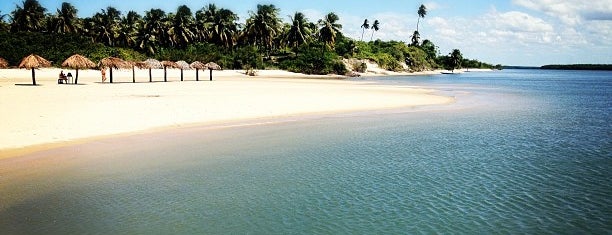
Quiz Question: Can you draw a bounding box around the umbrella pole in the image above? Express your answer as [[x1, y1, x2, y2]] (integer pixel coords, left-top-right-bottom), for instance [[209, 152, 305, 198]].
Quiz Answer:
[[75, 69, 79, 84], [132, 66, 135, 83], [196, 69, 199, 81], [110, 68, 113, 83], [31, 68, 36, 85], [149, 68, 152, 82], [164, 66, 167, 82], [181, 69, 183, 81], [209, 69, 212, 81]]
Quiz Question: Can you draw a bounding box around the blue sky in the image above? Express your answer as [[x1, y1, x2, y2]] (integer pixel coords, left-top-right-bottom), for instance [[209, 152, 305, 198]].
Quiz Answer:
[[1, 0, 611, 66]]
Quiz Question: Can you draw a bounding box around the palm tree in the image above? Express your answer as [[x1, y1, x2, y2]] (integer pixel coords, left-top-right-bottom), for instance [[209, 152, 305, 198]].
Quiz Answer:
[[244, 4, 282, 57], [417, 4, 427, 32], [84, 7, 122, 46], [411, 30, 420, 46], [118, 11, 141, 47], [10, 0, 47, 32], [286, 12, 311, 48], [141, 8, 170, 50], [318, 12, 342, 50], [360, 19, 369, 41], [169, 5, 195, 48], [49, 2, 79, 34], [197, 4, 239, 49], [370, 19, 379, 41], [449, 49, 463, 72]]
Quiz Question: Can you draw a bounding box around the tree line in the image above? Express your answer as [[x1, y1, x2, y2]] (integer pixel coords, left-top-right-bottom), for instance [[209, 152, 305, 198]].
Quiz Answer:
[[0, 0, 498, 74]]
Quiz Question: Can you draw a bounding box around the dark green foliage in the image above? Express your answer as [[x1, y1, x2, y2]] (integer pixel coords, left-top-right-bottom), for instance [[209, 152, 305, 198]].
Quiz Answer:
[[230, 46, 264, 70], [279, 43, 346, 75], [404, 46, 430, 71], [0, 31, 144, 66]]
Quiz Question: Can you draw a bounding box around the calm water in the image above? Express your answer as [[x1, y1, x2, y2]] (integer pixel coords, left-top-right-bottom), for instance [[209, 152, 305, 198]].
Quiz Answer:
[[1, 69, 610, 234]]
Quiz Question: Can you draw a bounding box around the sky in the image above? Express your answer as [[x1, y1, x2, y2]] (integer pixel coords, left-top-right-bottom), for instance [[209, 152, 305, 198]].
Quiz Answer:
[[1, 0, 611, 66]]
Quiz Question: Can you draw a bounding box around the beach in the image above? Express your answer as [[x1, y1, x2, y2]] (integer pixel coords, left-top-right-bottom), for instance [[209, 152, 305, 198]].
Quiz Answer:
[[0, 68, 453, 156]]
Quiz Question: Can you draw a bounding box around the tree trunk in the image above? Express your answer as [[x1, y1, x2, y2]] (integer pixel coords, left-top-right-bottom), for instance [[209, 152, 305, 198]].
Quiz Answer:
[[417, 17, 420, 32], [149, 68, 152, 82], [75, 69, 79, 84], [164, 66, 167, 82], [209, 69, 212, 81], [132, 66, 136, 83], [110, 68, 114, 83], [180, 69, 183, 81], [196, 69, 199, 81], [31, 68, 36, 85]]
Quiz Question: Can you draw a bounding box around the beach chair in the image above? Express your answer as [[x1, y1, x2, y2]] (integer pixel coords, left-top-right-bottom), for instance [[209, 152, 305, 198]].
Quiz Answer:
[[67, 73, 73, 84], [58, 74, 68, 84]]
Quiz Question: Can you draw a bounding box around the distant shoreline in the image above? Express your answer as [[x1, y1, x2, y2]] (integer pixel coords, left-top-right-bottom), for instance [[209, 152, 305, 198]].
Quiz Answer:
[[540, 64, 612, 71]]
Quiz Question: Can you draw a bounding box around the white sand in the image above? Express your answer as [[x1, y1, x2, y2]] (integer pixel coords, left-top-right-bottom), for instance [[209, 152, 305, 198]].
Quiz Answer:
[[0, 68, 453, 153]]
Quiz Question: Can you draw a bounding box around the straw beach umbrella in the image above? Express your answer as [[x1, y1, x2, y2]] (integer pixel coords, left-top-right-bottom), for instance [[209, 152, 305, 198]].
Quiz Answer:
[[161, 60, 179, 82], [144, 59, 162, 82], [175, 60, 191, 81], [19, 54, 51, 85], [128, 61, 147, 83], [99, 57, 129, 83], [62, 54, 96, 84], [205, 62, 221, 81], [0, 57, 9, 68], [190, 61, 205, 81]]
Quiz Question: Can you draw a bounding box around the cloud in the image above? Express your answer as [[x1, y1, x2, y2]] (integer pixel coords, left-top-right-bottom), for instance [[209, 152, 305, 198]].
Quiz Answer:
[[424, 2, 442, 11], [512, 0, 612, 25]]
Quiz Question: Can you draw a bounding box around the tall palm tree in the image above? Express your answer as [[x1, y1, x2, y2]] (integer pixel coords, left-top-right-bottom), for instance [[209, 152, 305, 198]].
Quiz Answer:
[[197, 4, 239, 49], [84, 7, 122, 46], [118, 11, 141, 47], [244, 4, 282, 57], [318, 12, 342, 50], [417, 4, 427, 32], [142, 8, 170, 48], [169, 5, 195, 48], [411, 30, 420, 46], [449, 49, 463, 72], [370, 19, 379, 41], [360, 19, 369, 41], [10, 0, 47, 32], [286, 12, 311, 48], [50, 2, 79, 34]]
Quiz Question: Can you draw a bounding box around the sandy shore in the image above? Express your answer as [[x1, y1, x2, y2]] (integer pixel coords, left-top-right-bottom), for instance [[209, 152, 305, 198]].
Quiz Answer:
[[0, 68, 453, 155]]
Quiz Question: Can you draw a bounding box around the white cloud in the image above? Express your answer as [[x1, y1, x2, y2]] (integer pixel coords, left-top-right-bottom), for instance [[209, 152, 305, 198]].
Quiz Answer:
[[424, 2, 442, 11], [512, 0, 612, 25]]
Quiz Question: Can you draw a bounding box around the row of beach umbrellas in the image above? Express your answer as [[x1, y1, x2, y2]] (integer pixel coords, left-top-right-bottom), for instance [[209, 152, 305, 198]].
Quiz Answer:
[[0, 54, 221, 85]]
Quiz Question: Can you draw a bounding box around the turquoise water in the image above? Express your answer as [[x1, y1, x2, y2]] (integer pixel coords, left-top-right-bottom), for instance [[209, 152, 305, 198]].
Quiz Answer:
[[1, 70, 610, 234]]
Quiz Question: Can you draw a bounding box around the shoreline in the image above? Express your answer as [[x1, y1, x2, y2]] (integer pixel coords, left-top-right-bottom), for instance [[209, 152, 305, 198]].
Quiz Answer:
[[0, 68, 457, 158]]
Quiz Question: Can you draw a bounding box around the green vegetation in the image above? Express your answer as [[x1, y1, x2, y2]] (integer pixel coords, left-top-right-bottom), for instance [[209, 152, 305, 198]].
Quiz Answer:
[[0, 0, 496, 75], [541, 64, 612, 70]]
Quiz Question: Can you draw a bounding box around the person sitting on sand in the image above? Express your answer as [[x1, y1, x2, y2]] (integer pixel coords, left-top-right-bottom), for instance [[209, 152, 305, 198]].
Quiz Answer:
[[101, 69, 106, 82]]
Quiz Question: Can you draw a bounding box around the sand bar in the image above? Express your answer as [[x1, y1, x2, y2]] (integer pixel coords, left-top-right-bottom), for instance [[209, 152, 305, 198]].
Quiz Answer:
[[0, 68, 453, 156]]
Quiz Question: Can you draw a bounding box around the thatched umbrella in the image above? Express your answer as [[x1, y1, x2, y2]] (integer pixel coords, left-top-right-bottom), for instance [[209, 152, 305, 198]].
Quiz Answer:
[[128, 61, 147, 83], [205, 62, 221, 81], [19, 54, 51, 85], [0, 57, 8, 68], [190, 61, 206, 81], [61, 54, 96, 84], [175, 60, 191, 81], [143, 59, 162, 82], [161, 60, 179, 82], [99, 57, 129, 83]]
